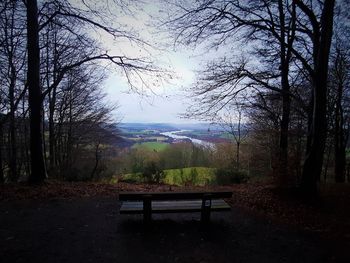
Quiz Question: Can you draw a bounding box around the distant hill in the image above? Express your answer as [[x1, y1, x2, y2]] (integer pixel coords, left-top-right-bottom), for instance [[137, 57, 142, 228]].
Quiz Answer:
[[119, 123, 177, 131], [119, 122, 220, 131]]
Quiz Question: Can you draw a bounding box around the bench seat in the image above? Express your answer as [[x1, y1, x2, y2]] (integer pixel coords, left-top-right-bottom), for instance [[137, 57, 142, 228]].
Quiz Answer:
[[120, 199, 231, 214], [119, 191, 232, 201], [118, 191, 232, 223]]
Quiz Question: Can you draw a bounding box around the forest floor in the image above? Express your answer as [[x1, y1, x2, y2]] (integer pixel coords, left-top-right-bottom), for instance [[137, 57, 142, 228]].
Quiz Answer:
[[0, 180, 349, 262]]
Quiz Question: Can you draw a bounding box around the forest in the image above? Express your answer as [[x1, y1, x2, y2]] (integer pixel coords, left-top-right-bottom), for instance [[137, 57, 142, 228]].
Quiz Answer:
[[164, 0, 349, 198], [1, 0, 350, 262], [1, 0, 349, 197]]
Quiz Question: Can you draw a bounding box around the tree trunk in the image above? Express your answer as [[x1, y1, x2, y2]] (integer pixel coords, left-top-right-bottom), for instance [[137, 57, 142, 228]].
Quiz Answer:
[[295, 118, 303, 181], [27, 0, 47, 183], [334, 49, 346, 183], [323, 140, 332, 183], [334, 137, 346, 183], [334, 85, 346, 183], [22, 99, 31, 176], [0, 122, 4, 183], [301, 83, 328, 195], [9, 78, 17, 182], [236, 141, 240, 170], [48, 89, 57, 172], [42, 109, 48, 165], [301, 0, 335, 196], [236, 110, 242, 171], [48, 27, 58, 173], [8, 19, 18, 181], [279, 88, 291, 184], [90, 142, 100, 180], [277, 0, 294, 186]]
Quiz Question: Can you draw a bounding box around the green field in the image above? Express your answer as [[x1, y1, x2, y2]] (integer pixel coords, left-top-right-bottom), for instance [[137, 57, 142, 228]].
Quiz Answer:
[[122, 167, 217, 186], [219, 132, 234, 139], [132, 141, 169, 151], [163, 167, 217, 186]]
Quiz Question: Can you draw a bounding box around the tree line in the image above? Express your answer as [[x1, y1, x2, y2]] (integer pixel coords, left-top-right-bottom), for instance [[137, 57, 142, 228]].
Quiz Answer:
[[1, 0, 349, 200], [161, 0, 349, 197], [116, 141, 251, 183], [0, 0, 160, 183]]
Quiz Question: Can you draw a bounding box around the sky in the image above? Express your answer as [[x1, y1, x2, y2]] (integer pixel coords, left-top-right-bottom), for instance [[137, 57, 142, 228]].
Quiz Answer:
[[104, 50, 199, 124], [97, 1, 203, 124]]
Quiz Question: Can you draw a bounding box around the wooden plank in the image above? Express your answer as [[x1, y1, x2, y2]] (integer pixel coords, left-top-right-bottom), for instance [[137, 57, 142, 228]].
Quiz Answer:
[[119, 191, 232, 201], [201, 193, 212, 223], [119, 199, 231, 214], [143, 195, 152, 223], [119, 200, 231, 209]]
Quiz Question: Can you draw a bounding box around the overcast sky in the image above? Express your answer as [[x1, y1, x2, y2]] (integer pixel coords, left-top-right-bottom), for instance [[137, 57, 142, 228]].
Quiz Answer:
[[105, 50, 199, 124], [98, 1, 203, 124]]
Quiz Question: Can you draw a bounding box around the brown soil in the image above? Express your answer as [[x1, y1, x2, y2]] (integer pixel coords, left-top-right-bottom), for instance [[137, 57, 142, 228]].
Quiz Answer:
[[0, 181, 349, 262]]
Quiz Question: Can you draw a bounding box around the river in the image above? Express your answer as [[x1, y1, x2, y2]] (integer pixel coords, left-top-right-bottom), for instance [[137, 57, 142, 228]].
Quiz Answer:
[[160, 130, 215, 148]]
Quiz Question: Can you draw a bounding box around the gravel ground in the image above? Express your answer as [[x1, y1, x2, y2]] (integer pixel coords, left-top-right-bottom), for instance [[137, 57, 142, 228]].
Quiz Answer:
[[0, 197, 334, 263]]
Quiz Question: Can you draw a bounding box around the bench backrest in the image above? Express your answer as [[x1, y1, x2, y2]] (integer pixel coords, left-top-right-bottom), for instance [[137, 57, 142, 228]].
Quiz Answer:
[[119, 191, 232, 201]]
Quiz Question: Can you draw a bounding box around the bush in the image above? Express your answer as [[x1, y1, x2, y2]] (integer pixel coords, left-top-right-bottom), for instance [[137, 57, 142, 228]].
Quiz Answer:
[[215, 168, 249, 185], [189, 167, 198, 185], [142, 161, 165, 184], [120, 178, 138, 184]]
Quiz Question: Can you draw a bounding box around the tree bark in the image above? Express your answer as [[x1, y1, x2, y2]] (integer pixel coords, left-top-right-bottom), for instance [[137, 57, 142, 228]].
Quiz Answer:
[[333, 48, 347, 183], [236, 141, 240, 170], [9, 75, 17, 182], [90, 142, 100, 180], [279, 86, 291, 183], [334, 125, 346, 183], [236, 110, 242, 170], [277, 0, 294, 186], [301, 0, 335, 196], [0, 122, 4, 183], [48, 92, 56, 171], [334, 73, 346, 182], [323, 140, 332, 182], [48, 26, 58, 173], [27, 0, 47, 183], [7, 4, 18, 182]]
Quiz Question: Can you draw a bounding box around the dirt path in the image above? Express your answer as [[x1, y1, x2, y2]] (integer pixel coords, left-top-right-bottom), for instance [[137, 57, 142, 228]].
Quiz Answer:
[[0, 197, 334, 263]]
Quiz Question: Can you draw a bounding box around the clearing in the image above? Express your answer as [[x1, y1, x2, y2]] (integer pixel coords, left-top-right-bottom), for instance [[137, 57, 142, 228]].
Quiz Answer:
[[0, 182, 349, 263]]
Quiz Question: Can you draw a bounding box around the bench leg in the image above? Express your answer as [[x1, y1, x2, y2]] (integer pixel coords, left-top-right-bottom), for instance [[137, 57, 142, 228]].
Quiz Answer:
[[143, 197, 152, 224], [201, 195, 212, 224]]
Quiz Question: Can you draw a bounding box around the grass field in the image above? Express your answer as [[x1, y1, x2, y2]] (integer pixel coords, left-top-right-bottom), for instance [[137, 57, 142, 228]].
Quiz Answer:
[[132, 142, 169, 151], [163, 167, 217, 186], [219, 132, 234, 139], [122, 167, 217, 186]]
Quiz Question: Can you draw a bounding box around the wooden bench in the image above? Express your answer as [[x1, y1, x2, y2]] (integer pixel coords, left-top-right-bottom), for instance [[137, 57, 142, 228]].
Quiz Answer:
[[119, 191, 232, 223]]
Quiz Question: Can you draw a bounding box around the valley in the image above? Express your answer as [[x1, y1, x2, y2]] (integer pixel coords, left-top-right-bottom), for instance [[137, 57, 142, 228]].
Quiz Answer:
[[117, 123, 230, 150]]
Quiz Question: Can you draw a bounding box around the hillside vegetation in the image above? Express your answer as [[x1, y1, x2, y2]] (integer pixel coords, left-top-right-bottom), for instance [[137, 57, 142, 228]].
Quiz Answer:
[[123, 167, 217, 186], [132, 142, 169, 152]]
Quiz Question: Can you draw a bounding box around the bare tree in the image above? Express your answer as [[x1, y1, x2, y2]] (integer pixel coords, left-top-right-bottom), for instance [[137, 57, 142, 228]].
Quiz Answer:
[[329, 45, 350, 183], [163, 0, 338, 195], [46, 64, 119, 180], [0, 0, 27, 182], [214, 101, 248, 171], [292, 0, 336, 195], [23, 0, 167, 183], [26, 0, 47, 183], [327, 2, 350, 183], [162, 0, 300, 185]]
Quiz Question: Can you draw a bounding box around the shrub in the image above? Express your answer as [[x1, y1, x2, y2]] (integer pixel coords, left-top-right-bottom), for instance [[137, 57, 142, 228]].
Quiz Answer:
[[142, 161, 165, 184], [215, 168, 249, 185], [189, 167, 198, 185]]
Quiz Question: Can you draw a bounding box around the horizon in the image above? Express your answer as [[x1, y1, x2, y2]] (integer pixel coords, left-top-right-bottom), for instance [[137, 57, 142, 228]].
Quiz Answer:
[[119, 121, 210, 125]]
